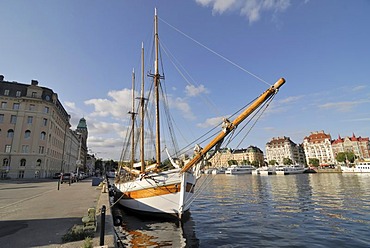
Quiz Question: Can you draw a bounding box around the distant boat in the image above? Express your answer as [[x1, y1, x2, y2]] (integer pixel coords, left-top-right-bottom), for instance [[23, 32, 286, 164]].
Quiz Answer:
[[225, 165, 255, 175], [113, 8, 286, 219], [275, 164, 306, 175], [252, 166, 276, 175], [212, 167, 226, 174], [341, 161, 370, 173]]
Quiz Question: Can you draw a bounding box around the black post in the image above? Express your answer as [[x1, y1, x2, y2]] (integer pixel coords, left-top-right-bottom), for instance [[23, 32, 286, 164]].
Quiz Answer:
[[100, 205, 106, 246]]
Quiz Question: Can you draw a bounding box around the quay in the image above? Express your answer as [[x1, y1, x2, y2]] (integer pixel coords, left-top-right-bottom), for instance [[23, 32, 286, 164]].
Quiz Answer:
[[0, 178, 115, 248]]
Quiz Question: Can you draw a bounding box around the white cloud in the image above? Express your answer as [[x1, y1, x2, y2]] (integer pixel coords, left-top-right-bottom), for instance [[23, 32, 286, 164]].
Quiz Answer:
[[84, 88, 133, 119], [168, 97, 195, 120], [318, 100, 369, 113], [278, 95, 304, 104], [185, 84, 209, 97], [197, 116, 224, 128], [196, 0, 291, 24], [352, 85, 366, 92]]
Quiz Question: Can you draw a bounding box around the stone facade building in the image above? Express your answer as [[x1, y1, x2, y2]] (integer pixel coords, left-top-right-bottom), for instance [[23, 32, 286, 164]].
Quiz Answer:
[[0, 75, 87, 179], [265, 136, 306, 165], [208, 146, 264, 167], [303, 130, 335, 166], [331, 133, 370, 160]]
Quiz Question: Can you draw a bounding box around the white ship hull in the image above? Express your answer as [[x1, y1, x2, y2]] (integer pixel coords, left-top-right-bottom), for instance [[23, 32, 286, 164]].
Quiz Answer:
[[114, 169, 197, 218], [341, 162, 370, 173]]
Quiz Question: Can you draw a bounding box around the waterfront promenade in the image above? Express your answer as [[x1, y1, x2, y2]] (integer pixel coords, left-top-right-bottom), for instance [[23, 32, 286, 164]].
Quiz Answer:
[[0, 178, 115, 248]]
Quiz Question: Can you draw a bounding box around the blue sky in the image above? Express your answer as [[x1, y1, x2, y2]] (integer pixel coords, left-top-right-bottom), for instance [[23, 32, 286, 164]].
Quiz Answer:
[[1, 0, 370, 161]]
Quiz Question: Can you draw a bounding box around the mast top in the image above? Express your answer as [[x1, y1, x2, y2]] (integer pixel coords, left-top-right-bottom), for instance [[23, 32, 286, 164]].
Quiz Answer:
[[155, 8, 157, 16]]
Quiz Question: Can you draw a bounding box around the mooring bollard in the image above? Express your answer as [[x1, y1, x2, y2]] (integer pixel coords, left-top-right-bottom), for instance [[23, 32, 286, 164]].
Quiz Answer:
[[100, 205, 106, 246]]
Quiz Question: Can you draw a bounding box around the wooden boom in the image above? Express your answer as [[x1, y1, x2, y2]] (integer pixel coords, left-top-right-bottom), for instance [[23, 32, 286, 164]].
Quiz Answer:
[[180, 78, 286, 173]]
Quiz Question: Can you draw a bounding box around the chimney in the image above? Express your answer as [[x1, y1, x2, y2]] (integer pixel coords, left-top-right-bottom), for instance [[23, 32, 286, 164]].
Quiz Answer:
[[0, 75, 4, 81], [31, 80, 39, 86]]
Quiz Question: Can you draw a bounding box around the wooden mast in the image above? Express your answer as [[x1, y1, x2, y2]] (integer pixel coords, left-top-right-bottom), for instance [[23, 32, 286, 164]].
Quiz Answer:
[[154, 8, 161, 167], [129, 69, 136, 169], [140, 43, 145, 173], [180, 78, 286, 173]]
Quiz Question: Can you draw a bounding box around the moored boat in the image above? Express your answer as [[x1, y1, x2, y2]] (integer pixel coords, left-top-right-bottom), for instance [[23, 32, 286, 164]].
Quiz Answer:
[[212, 167, 226, 174], [225, 165, 255, 175], [341, 161, 370, 173], [113, 8, 286, 219], [275, 164, 306, 175]]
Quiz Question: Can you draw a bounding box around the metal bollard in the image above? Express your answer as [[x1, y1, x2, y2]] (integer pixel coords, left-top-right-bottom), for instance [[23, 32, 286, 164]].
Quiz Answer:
[[100, 205, 106, 246]]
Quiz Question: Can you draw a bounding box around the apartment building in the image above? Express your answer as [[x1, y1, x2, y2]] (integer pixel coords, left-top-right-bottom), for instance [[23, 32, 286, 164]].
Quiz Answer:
[[303, 130, 335, 166], [331, 133, 370, 160], [265, 136, 306, 165], [208, 146, 264, 167], [0, 75, 86, 179]]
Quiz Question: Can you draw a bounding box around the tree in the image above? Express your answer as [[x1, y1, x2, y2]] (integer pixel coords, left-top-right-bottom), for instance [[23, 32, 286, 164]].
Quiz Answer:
[[283, 157, 293, 165], [228, 160, 238, 165], [251, 160, 259, 167], [335, 152, 355, 164], [241, 159, 251, 165], [308, 158, 320, 167], [268, 160, 277, 165]]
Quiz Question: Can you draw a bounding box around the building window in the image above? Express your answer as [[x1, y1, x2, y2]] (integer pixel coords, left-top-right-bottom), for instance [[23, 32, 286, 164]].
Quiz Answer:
[[43, 118, 48, 126], [39, 146, 44, 154], [24, 130, 31, 139], [27, 116, 33, 124], [29, 104, 35, 111], [7, 129, 14, 138], [2, 158, 9, 167], [21, 145, 29, 153], [0, 114, 4, 123], [40, 132, 46, 140], [13, 103, 20, 110], [5, 145, 11, 153], [16, 90, 21, 97], [36, 159, 41, 166], [18, 170, 25, 178], [32, 92, 37, 98], [20, 159, 26, 166], [44, 106, 49, 113], [1, 102, 7, 108], [4, 89, 10, 96], [10, 115, 17, 124]]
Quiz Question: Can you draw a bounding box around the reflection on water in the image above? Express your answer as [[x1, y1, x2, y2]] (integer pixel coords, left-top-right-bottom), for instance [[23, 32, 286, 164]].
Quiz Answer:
[[116, 173, 370, 247], [116, 210, 199, 247]]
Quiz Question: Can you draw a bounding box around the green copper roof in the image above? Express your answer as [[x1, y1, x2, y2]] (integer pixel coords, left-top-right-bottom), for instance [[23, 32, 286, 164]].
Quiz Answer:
[[77, 117, 87, 129]]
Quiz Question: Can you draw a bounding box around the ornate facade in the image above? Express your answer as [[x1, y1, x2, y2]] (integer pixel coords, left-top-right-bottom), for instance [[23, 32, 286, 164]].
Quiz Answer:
[[303, 130, 335, 166], [208, 146, 264, 167], [265, 136, 306, 165], [331, 133, 370, 160], [0, 75, 85, 179]]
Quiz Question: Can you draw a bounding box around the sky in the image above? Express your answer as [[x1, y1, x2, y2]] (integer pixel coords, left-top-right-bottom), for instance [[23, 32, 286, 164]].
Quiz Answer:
[[1, 0, 370, 161]]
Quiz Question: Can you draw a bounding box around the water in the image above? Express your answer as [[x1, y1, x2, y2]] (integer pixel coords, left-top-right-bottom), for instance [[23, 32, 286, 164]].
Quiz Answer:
[[115, 173, 370, 247]]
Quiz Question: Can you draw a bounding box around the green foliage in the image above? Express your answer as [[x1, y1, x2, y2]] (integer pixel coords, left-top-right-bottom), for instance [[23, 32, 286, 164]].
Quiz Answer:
[[62, 225, 94, 243], [83, 237, 93, 248], [308, 158, 320, 167], [242, 159, 251, 165], [283, 157, 293, 165], [251, 160, 259, 167], [335, 152, 355, 163], [268, 160, 277, 165], [228, 160, 238, 165]]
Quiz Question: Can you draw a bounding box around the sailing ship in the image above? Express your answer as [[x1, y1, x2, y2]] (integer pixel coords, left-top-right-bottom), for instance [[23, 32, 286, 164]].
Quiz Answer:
[[113, 9, 286, 219]]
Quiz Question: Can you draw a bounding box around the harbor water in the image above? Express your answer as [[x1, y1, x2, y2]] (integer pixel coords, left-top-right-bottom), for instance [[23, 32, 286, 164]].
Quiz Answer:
[[115, 173, 370, 247]]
